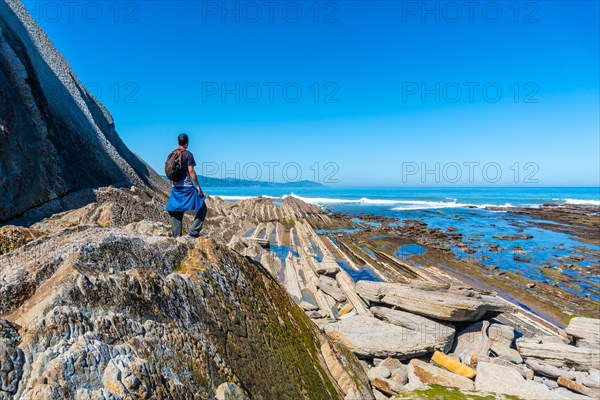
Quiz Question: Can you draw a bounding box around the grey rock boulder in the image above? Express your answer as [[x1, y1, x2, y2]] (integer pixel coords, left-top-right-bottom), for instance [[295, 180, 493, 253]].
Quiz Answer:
[[524, 358, 582, 380], [566, 317, 600, 348], [371, 306, 455, 353], [450, 320, 491, 366], [475, 361, 562, 399], [578, 369, 600, 389], [367, 365, 391, 381], [488, 323, 522, 364], [326, 315, 454, 359]]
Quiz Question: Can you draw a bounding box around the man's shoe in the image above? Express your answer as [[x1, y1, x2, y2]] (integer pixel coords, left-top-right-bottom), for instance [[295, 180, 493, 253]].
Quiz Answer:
[[188, 232, 200, 238]]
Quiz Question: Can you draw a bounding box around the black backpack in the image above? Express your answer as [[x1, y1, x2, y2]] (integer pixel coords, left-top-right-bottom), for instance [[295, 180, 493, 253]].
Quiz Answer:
[[165, 149, 186, 181]]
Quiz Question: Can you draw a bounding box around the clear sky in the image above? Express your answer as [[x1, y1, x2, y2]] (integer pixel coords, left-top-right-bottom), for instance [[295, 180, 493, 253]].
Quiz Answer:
[[21, 0, 600, 186]]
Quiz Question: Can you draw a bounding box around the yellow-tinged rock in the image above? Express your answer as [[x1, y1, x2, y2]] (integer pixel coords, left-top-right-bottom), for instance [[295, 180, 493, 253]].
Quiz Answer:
[[557, 376, 600, 398], [432, 351, 476, 379], [339, 304, 354, 316]]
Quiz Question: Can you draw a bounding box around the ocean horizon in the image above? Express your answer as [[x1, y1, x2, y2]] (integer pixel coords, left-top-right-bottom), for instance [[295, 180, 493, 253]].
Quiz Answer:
[[208, 186, 600, 209]]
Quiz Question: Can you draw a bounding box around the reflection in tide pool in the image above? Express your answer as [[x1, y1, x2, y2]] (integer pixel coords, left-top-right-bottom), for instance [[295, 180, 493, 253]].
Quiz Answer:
[[395, 244, 427, 259], [270, 245, 299, 264], [336, 260, 383, 282]]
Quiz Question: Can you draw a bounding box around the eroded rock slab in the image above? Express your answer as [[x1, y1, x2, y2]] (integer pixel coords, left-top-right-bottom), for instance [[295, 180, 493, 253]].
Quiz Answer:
[[450, 320, 491, 366], [0, 222, 346, 399], [371, 306, 455, 353], [321, 341, 375, 400], [517, 337, 600, 371], [566, 317, 600, 347], [326, 315, 454, 359], [356, 281, 514, 321]]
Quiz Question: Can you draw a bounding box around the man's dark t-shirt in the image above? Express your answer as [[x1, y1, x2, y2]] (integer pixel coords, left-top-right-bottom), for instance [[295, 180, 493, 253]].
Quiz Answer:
[[172, 150, 196, 188]]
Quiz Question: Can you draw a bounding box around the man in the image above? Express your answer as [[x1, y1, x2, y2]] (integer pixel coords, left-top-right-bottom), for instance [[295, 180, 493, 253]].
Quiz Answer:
[[165, 133, 207, 237]]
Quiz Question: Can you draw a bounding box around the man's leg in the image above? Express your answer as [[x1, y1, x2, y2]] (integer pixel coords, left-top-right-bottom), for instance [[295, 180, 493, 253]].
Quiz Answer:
[[189, 203, 208, 236], [168, 211, 184, 237]]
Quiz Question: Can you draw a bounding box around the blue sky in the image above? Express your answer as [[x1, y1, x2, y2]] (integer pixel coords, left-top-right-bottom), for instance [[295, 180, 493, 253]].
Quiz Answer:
[[22, 0, 600, 186]]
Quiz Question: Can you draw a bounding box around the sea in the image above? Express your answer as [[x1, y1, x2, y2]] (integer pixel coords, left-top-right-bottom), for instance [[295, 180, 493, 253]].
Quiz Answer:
[[208, 187, 600, 210], [209, 187, 600, 299]]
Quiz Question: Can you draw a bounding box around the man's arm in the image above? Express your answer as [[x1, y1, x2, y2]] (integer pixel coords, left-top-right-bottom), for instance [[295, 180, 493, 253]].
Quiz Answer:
[[188, 165, 204, 197]]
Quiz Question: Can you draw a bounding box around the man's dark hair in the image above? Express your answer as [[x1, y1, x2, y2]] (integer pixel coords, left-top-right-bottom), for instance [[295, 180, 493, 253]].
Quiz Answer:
[[178, 133, 189, 146]]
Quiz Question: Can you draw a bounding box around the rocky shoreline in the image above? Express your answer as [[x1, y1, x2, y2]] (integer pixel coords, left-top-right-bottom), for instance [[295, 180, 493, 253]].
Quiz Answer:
[[326, 205, 600, 328], [487, 204, 600, 246], [196, 192, 600, 399], [2, 187, 599, 399]]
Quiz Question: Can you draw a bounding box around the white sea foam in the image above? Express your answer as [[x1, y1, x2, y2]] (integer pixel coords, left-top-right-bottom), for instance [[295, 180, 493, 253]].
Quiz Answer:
[[564, 198, 600, 206], [288, 194, 440, 206], [286, 194, 356, 204], [392, 202, 516, 211], [290, 194, 515, 210], [392, 202, 467, 211], [215, 193, 519, 210], [477, 202, 515, 209]]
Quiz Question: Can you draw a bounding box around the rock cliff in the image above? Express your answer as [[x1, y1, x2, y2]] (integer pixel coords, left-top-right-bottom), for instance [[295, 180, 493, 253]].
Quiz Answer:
[[0, 0, 168, 223]]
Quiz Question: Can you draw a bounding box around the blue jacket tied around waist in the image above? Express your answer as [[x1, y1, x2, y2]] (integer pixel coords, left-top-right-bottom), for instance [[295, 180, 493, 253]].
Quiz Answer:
[[166, 187, 205, 213]]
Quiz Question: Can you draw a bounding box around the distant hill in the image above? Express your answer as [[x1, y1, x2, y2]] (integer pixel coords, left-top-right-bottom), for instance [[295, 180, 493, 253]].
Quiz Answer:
[[161, 175, 325, 188]]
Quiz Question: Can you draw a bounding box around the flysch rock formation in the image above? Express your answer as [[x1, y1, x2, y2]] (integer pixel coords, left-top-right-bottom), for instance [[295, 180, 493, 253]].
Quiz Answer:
[[0, 189, 354, 399], [1, 0, 600, 399], [6, 184, 417, 399]]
